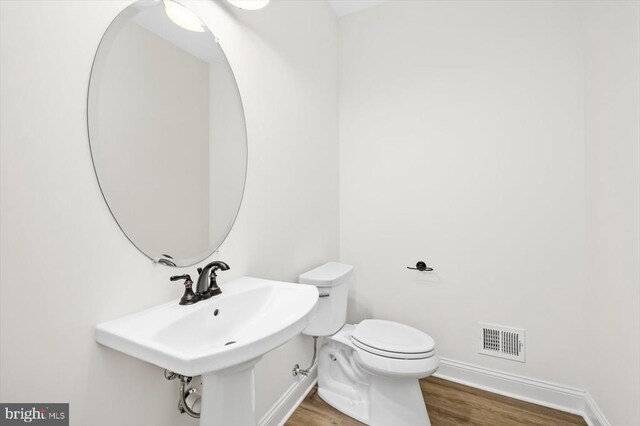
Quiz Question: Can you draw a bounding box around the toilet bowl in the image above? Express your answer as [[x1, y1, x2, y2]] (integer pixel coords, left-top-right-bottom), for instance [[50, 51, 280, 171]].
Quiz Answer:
[[299, 263, 439, 426]]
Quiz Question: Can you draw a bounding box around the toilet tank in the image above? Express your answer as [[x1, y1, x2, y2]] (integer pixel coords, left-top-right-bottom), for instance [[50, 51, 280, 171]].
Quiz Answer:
[[299, 262, 353, 336]]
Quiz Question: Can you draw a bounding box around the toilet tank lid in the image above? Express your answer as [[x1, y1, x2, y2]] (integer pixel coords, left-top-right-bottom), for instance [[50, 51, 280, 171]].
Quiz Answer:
[[299, 262, 353, 287]]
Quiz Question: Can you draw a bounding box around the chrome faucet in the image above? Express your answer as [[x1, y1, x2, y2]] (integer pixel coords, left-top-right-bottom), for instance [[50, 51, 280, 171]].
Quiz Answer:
[[195, 261, 230, 300]]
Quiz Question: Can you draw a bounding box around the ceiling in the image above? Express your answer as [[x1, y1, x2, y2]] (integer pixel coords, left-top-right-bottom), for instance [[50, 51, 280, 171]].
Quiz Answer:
[[326, 0, 389, 18]]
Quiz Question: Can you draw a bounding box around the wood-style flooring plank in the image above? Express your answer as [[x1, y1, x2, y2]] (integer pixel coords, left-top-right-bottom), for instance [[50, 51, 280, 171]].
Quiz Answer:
[[285, 377, 586, 426]]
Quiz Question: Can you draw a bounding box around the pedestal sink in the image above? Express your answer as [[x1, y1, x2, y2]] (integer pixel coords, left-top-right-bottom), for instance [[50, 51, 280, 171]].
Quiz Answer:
[[95, 277, 319, 426]]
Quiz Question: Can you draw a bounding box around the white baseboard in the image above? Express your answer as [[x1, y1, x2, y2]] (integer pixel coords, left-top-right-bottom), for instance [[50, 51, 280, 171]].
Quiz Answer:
[[434, 358, 609, 426], [583, 391, 610, 426], [259, 365, 317, 426]]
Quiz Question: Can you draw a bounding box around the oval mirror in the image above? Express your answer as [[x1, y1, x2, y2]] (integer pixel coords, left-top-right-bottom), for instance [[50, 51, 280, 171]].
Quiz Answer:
[[88, 0, 247, 267]]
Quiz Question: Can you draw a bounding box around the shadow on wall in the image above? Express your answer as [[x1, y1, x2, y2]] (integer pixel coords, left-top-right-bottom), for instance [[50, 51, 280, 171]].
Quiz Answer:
[[346, 269, 371, 323], [347, 295, 372, 324]]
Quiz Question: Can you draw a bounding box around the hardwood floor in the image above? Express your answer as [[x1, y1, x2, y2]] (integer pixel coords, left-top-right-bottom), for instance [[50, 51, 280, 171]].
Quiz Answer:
[[285, 377, 586, 426]]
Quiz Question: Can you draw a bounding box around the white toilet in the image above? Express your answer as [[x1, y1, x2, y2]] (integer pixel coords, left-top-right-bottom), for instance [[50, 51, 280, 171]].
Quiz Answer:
[[299, 262, 439, 426]]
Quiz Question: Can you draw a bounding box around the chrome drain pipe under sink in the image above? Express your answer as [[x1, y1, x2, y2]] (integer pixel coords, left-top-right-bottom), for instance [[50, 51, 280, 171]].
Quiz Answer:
[[164, 369, 201, 418]]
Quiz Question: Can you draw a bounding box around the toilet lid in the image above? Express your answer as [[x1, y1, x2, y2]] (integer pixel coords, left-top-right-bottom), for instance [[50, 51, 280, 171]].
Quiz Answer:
[[352, 320, 435, 357]]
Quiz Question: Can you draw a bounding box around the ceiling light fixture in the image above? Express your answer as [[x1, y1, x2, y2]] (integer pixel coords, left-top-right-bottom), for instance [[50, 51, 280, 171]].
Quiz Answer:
[[225, 0, 271, 11], [164, 0, 205, 32]]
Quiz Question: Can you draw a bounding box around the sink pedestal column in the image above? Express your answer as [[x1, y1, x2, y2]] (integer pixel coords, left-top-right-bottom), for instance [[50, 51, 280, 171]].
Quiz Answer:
[[200, 358, 261, 426]]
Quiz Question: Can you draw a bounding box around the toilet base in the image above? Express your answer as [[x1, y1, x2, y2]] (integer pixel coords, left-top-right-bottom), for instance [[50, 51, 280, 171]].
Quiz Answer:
[[319, 387, 370, 424], [318, 375, 431, 426], [368, 375, 430, 426], [317, 325, 436, 426]]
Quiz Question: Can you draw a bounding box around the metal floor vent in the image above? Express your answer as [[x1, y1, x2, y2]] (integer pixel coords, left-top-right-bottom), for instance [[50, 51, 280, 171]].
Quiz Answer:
[[478, 323, 525, 362]]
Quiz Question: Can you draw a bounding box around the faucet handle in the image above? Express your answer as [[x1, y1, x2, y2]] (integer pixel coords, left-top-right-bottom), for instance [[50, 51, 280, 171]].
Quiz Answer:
[[170, 275, 199, 305], [170, 274, 191, 282]]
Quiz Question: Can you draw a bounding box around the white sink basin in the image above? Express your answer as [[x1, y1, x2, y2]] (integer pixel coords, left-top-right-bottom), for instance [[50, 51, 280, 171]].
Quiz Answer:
[[96, 276, 318, 426]]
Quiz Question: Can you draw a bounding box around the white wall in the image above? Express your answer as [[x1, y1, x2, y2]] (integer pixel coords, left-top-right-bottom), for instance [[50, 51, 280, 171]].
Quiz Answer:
[[583, 2, 640, 425], [339, 0, 589, 389], [0, 1, 338, 425], [339, 1, 640, 423]]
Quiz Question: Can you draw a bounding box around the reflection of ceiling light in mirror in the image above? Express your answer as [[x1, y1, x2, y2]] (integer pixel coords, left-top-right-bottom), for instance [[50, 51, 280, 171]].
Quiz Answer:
[[163, 1, 205, 32], [226, 0, 271, 10]]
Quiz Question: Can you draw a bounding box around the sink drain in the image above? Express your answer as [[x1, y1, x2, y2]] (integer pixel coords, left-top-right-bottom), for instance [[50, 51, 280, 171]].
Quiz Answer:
[[224, 341, 236, 346]]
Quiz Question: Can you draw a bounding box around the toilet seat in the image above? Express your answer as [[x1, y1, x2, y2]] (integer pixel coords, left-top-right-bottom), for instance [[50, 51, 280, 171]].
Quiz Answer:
[[352, 339, 435, 359], [346, 320, 439, 378], [351, 319, 436, 359], [353, 345, 440, 378]]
